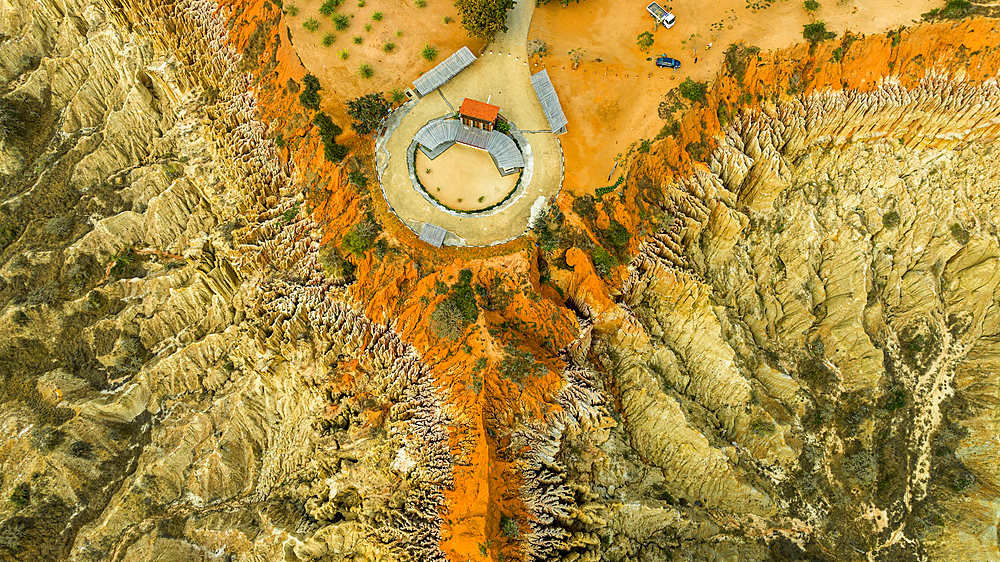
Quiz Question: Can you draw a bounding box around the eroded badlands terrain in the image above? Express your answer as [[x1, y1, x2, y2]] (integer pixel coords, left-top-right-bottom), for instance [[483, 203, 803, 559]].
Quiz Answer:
[[0, 0, 998, 560]]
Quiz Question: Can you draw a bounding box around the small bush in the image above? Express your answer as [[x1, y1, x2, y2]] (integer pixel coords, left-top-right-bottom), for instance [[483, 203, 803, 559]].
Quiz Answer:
[[882, 211, 900, 229], [804, 0, 819, 11], [678, 77, 707, 103], [592, 246, 618, 277], [299, 73, 322, 109], [415, 0, 426, 6], [348, 171, 368, 189], [950, 223, 970, 245], [390, 88, 407, 103], [341, 217, 382, 256], [333, 13, 350, 29], [924, 0, 971, 20], [322, 32, 336, 46], [396, 29, 403, 36], [284, 4, 299, 15], [339, 49, 349, 59], [359, 63, 374, 78], [383, 42, 397, 53], [303, 17, 320, 31], [638, 139, 651, 153], [637, 31, 654, 52], [357, 0, 365, 5], [372, 11, 383, 20], [353, 35, 363, 44], [9, 483, 30, 507], [443, 15, 453, 23], [319, 0, 338, 15], [422, 44, 439, 61], [500, 515, 520, 538], [803, 21, 836, 44], [364, 22, 372, 31]]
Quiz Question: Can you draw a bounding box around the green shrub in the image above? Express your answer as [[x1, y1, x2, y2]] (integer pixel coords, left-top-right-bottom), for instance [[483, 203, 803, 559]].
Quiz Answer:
[[372, 11, 383, 20], [803, 21, 836, 44], [284, 4, 299, 15], [604, 220, 630, 252], [357, 0, 365, 5], [882, 211, 900, 229], [364, 22, 372, 31], [678, 77, 707, 103], [322, 32, 336, 46], [281, 202, 300, 224], [9, 483, 30, 507], [358, 63, 374, 78], [348, 171, 368, 189], [319, 0, 338, 15], [383, 42, 397, 52], [803, 0, 819, 11], [500, 515, 520, 538], [346, 92, 390, 134], [341, 217, 382, 256], [390, 88, 407, 103], [333, 13, 350, 29], [637, 31, 654, 52], [339, 49, 349, 59], [422, 44, 439, 61], [592, 246, 617, 277], [415, 0, 427, 6], [430, 269, 480, 339], [353, 35, 363, 44], [443, 15, 453, 23], [950, 223, 970, 245], [638, 139, 651, 153], [303, 17, 320, 31], [313, 112, 349, 162]]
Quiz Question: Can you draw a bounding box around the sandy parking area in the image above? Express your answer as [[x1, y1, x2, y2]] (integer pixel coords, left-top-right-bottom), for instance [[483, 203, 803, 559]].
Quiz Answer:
[[527, 0, 943, 194], [415, 145, 520, 211]]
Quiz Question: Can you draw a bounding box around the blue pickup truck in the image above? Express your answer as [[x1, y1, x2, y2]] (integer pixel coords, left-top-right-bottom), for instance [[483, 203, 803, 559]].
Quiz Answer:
[[655, 55, 681, 69]]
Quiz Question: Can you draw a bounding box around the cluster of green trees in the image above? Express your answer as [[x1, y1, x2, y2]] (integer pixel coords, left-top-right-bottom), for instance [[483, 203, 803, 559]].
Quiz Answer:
[[454, 0, 516, 41]]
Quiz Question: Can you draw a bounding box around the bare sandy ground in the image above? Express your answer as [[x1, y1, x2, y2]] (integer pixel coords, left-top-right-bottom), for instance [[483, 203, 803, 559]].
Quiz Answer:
[[284, 0, 483, 127], [415, 145, 520, 211], [527, 0, 943, 194]]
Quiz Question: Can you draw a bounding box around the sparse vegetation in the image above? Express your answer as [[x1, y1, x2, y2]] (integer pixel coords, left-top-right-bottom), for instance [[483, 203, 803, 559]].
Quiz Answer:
[[352, 35, 363, 44], [9, 483, 30, 508], [804, 0, 820, 11], [950, 223, 970, 245], [339, 49, 349, 59], [383, 42, 397, 53], [803, 21, 836, 45], [636, 31, 655, 52], [348, 171, 368, 189], [390, 88, 406, 104], [592, 245, 617, 277], [281, 202, 300, 225], [358, 62, 374, 78], [284, 3, 300, 15], [923, 0, 972, 20], [421, 44, 439, 61], [357, 0, 365, 5], [303, 17, 320, 31], [454, 0, 516, 41], [364, 22, 372, 31], [415, 0, 427, 6], [322, 32, 336, 46], [333, 13, 350, 29], [372, 11, 383, 20], [443, 15, 453, 23]]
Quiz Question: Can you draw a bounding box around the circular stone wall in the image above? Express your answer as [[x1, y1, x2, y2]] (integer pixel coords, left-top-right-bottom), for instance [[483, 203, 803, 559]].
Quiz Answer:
[[414, 144, 521, 212]]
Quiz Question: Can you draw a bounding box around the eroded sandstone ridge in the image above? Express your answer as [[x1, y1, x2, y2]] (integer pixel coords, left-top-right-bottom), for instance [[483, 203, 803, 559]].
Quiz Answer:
[[1, 0, 999, 558]]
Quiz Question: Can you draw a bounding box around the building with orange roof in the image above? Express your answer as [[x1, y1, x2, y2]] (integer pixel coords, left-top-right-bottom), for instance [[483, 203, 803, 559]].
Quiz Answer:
[[459, 99, 501, 131]]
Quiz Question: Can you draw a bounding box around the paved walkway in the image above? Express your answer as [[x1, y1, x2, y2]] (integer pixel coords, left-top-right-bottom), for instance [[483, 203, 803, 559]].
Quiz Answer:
[[376, 2, 563, 247]]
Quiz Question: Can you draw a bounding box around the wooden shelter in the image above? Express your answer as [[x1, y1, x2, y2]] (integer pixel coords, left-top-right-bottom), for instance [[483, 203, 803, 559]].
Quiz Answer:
[[459, 99, 501, 131]]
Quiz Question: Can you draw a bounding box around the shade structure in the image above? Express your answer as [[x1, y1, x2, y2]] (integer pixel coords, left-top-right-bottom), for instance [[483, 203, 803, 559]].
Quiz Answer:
[[412, 47, 477, 97], [530, 70, 568, 134]]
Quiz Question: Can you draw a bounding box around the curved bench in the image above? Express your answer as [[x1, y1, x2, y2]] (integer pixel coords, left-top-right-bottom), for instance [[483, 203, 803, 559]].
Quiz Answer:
[[413, 118, 524, 175]]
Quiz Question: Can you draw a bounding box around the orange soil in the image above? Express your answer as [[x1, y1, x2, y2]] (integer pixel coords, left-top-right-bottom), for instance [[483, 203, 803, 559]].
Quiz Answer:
[[527, 0, 942, 196], [217, 0, 1000, 559]]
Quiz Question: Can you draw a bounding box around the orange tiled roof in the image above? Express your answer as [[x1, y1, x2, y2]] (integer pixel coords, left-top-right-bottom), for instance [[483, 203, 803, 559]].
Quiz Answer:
[[459, 98, 500, 123]]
